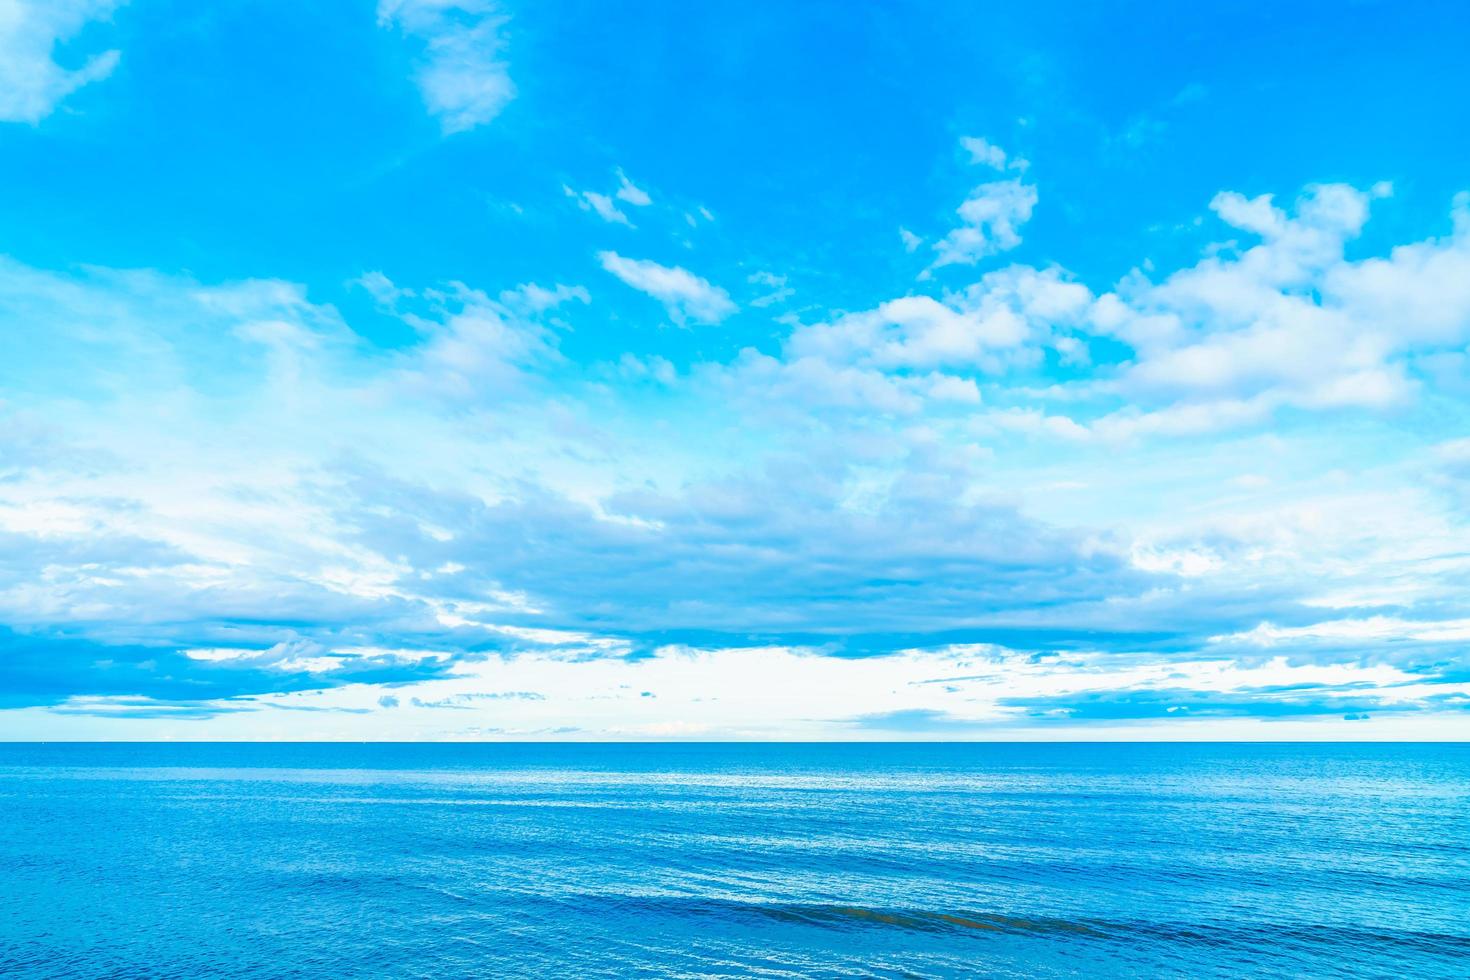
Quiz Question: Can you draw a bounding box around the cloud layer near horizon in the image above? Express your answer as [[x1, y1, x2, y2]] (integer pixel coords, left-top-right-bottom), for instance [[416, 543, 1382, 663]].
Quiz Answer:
[[2, 175, 1470, 738]]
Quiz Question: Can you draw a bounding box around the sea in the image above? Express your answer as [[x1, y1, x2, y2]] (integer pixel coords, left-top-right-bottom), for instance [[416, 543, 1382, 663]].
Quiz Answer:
[[0, 743, 1466, 978]]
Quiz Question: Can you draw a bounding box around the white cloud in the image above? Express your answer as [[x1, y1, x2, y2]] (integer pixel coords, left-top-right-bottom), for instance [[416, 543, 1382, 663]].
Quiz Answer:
[[959, 135, 1029, 173], [564, 185, 632, 226], [785, 265, 1088, 375], [565, 170, 653, 225], [1325, 197, 1470, 348], [1211, 615, 1470, 649], [720, 349, 926, 414], [928, 179, 1038, 271], [976, 408, 1091, 441], [498, 281, 590, 315], [715, 183, 1470, 447], [959, 135, 1029, 175], [353, 270, 413, 310], [680, 206, 716, 228], [747, 271, 793, 308], [378, 0, 515, 134], [925, 373, 981, 403], [13, 643, 1460, 741], [0, 0, 121, 123], [598, 251, 736, 325], [184, 640, 341, 674], [899, 228, 922, 252], [393, 278, 586, 398], [354, 271, 589, 398], [960, 135, 1008, 169], [616, 352, 675, 385], [1082, 185, 1470, 433], [614, 169, 652, 206]]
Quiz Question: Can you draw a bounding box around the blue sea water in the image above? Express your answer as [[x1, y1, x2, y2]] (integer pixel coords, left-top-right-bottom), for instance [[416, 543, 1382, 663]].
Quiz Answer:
[[0, 744, 1466, 978]]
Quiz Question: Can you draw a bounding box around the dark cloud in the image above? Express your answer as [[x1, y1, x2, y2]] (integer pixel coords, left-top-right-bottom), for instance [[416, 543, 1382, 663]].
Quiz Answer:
[[0, 626, 455, 711], [328, 457, 1313, 655]]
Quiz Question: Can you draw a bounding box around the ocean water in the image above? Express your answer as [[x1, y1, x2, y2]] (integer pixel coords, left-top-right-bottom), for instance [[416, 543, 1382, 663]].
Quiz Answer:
[[0, 744, 1466, 978]]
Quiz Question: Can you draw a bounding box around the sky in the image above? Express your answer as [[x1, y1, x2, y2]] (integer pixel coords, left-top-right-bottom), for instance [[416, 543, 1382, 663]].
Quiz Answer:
[[2, 0, 1469, 740]]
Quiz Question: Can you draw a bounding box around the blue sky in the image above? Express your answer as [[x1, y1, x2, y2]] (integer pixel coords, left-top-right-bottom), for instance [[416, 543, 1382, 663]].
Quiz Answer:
[[2, 0, 1470, 739]]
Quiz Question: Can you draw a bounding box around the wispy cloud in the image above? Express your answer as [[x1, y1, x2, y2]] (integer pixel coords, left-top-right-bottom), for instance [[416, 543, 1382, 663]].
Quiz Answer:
[[0, 0, 121, 123], [597, 251, 736, 325], [378, 0, 515, 134], [747, 271, 793, 308], [564, 170, 653, 226], [959, 135, 1028, 173], [614, 169, 652, 206]]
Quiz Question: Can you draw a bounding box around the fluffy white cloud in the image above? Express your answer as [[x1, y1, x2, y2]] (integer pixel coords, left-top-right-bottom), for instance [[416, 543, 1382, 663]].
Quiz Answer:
[[1325, 191, 1470, 346], [782, 266, 1088, 381], [598, 251, 736, 325], [960, 135, 1008, 169], [720, 349, 926, 414], [378, 0, 515, 134], [911, 138, 1038, 273], [1080, 185, 1470, 437], [929, 179, 1038, 271], [912, 185, 1470, 445], [0, 0, 121, 123]]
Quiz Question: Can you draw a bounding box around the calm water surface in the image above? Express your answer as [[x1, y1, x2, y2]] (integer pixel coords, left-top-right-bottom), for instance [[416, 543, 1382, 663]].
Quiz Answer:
[[1, 743, 1466, 977]]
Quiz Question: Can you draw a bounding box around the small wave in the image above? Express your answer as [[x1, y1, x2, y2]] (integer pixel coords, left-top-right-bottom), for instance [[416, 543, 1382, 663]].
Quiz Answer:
[[753, 903, 1106, 937], [589, 895, 1107, 938], [587, 894, 1470, 956]]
